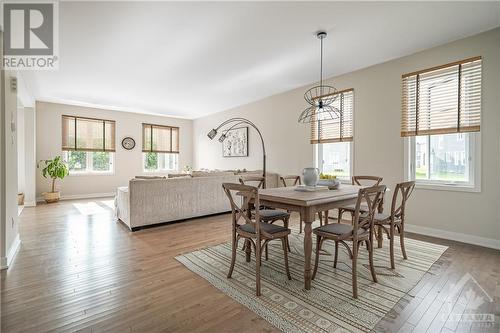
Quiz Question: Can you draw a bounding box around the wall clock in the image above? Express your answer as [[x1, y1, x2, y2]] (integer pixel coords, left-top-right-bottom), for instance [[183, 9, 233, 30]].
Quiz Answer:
[[121, 137, 136, 150]]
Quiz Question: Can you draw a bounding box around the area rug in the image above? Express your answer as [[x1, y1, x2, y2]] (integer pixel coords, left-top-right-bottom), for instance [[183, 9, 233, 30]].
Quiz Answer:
[[176, 222, 448, 333]]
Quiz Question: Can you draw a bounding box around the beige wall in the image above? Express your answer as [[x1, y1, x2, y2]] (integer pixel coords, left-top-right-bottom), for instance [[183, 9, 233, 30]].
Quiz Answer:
[[36, 102, 193, 199], [193, 28, 500, 243]]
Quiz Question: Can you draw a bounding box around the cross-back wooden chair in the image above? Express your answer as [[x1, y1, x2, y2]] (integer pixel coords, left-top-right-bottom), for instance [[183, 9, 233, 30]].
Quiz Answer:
[[280, 175, 326, 233], [280, 175, 301, 187], [373, 181, 415, 269], [312, 185, 386, 298], [222, 183, 292, 296], [336, 176, 383, 224], [239, 176, 291, 254]]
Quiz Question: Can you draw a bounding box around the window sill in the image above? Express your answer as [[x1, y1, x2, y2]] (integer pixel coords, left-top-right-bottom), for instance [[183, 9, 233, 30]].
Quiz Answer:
[[415, 182, 480, 193]]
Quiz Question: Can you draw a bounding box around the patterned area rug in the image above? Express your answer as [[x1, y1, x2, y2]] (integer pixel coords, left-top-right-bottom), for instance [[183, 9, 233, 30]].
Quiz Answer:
[[176, 222, 447, 333]]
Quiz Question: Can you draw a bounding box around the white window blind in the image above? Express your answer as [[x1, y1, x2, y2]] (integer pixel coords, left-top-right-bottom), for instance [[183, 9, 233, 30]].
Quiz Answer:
[[401, 56, 481, 137], [62, 115, 116, 152], [311, 88, 354, 144]]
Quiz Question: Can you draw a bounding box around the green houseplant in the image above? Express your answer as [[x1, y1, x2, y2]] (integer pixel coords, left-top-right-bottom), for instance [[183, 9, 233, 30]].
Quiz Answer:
[[41, 156, 69, 203]]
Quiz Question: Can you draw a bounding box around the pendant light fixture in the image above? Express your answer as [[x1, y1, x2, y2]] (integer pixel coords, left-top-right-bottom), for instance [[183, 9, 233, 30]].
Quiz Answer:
[[298, 31, 340, 124]]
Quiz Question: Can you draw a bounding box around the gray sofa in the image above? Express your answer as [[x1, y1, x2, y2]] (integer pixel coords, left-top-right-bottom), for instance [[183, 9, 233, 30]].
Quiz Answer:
[[116, 171, 279, 231]]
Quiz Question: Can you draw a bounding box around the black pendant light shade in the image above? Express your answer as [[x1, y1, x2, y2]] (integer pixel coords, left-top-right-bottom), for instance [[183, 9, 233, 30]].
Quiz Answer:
[[298, 31, 340, 124]]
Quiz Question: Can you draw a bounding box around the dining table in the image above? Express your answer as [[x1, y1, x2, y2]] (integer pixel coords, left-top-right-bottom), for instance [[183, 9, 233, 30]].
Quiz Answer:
[[256, 184, 366, 290]]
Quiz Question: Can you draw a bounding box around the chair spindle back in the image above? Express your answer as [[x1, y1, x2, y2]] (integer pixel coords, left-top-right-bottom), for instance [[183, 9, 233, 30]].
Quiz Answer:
[[222, 183, 261, 234], [280, 175, 301, 187], [352, 185, 387, 240]]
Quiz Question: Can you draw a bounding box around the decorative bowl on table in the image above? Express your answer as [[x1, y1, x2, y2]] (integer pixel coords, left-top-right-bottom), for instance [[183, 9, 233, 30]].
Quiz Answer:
[[318, 173, 340, 190], [317, 179, 340, 189]]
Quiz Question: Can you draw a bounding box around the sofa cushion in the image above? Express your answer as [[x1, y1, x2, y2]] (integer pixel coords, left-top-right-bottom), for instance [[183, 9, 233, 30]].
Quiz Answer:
[[135, 176, 166, 180], [192, 171, 235, 177], [168, 173, 191, 178]]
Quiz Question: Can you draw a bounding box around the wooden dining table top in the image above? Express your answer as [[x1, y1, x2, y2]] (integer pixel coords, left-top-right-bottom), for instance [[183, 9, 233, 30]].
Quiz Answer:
[[258, 184, 365, 207]]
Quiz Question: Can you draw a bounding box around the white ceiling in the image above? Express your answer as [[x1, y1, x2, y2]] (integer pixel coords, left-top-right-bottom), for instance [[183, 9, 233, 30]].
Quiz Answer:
[[20, 1, 500, 119]]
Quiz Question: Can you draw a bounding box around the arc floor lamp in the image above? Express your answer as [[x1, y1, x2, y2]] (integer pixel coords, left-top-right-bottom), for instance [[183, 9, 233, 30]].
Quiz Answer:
[[207, 117, 267, 188]]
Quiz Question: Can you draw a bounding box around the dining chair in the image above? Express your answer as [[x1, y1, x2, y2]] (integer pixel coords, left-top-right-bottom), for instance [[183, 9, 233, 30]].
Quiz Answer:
[[312, 185, 386, 299], [222, 182, 292, 296], [373, 181, 415, 269], [280, 175, 326, 233], [336, 176, 383, 224], [239, 176, 291, 254]]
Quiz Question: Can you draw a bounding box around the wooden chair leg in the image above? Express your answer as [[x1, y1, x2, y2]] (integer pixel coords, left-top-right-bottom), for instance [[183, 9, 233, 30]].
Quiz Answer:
[[299, 219, 303, 234], [245, 239, 251, 263], [284, 217, 291, 252], [377, 225, 383, 248], [333, 240, 339, 268], [318, 211, 323, 226], [337, 209, 343, 223], [367, 239, 377, 282], [265, 243, 269, 261], [324, 210, 329, 225], [390, 224, 395, 269], [400, 224, 408, 260], [227, 234, 238, 278], [312, 235, 321, 280], [282, 238, 292, 280], [352, 242, 358, 299], [256, 238, 261, 296]]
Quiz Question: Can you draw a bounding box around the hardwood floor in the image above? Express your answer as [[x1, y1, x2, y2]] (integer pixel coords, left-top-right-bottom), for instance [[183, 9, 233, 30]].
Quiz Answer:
[[1, 198, 499, 332]]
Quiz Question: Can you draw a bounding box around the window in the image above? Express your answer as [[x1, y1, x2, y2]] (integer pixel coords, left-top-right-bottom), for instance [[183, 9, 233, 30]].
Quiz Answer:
[[63, 151, 114, 174], [402, 57, 481, 191], [401, 57, 481, 136], [311, 89, 354, 144], [413, 133, 472, 181], [61, 115, 116, 174], [142, 123, 179, 172], [143, 152, 178, 172], [317, 142, 353, 182]]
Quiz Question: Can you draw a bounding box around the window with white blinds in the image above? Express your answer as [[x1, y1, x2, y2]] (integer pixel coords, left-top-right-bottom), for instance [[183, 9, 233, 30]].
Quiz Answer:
[[310, 88, 354, 144], [62, 115, 116, 152], [142, 123, 180, 153], [401, 56, 482, 137]]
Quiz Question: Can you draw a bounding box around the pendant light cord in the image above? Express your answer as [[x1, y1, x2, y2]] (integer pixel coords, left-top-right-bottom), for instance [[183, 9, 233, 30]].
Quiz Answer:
[[320, 36, 323, 93]]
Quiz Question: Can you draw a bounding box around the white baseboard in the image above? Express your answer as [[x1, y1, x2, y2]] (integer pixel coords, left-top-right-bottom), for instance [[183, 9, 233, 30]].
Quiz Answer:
[[1, 234, 21, 270], [36, 192, 115, 203], [24, 201, 36, 207], [405, 223, 500, 250]]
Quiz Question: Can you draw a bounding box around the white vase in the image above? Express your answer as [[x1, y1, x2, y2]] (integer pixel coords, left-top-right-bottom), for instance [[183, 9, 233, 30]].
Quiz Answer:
[[302, 168, 319, 186]]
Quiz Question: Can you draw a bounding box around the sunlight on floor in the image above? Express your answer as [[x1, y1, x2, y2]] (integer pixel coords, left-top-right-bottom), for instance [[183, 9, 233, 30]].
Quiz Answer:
[[100, 199, 115, 209], [73, 202, 108, 216]]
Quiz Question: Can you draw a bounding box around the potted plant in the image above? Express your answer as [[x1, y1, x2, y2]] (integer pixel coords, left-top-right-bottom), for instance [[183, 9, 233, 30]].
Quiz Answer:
[[41, 156, 69, 203]]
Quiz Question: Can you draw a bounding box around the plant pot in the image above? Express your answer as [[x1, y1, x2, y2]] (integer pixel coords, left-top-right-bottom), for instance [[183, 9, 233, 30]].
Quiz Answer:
[[18, 193, 25, 205], [43, 191, 60, 203]]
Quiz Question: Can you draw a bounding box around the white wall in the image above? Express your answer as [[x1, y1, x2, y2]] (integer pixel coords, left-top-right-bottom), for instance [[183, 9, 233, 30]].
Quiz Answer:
[[194, 28, 500, 244], [1, 70, 21, 268], [17, 106, 25, 196], [23, 107, 36, 206], [36, 102, 193, 199]]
